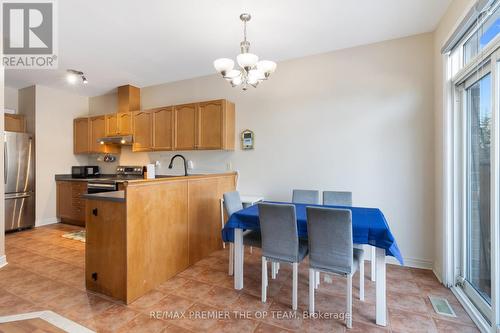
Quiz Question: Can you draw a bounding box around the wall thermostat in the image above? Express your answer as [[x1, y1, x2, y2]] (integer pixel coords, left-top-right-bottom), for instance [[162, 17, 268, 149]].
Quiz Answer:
[[241, 129, 255, 150]]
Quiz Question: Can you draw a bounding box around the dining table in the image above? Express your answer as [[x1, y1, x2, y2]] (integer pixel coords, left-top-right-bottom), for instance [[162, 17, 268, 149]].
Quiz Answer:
[[222, 201, 403, 327]]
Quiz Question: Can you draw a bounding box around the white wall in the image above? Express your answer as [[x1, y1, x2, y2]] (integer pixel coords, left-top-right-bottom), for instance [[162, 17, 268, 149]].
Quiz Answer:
[[4, 86, 18, 112], [90, 33, 436, 268], [433, 0, 474, 281], [35, 85, 88, 225]]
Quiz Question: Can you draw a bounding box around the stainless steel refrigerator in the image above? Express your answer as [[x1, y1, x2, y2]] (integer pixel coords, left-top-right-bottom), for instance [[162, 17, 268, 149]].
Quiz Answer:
[[4, 132, 35, 231]]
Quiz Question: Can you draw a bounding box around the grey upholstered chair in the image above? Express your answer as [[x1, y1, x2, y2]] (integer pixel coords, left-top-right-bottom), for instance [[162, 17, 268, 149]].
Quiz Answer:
[[259, 203, 308, 310], [223, 191, 261, 276], [323, 191, 352, 206], [292, 189, 320, 205], [306, 207, 365, 329]]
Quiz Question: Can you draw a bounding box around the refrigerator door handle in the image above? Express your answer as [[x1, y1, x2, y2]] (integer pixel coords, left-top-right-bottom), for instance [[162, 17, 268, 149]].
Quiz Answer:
[[4, 142, 7, 185], [5, 192, 32, 200]]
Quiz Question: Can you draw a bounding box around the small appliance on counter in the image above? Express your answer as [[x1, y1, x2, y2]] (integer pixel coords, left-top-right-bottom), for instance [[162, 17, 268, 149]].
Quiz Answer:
[[72, 165, 100, 178]]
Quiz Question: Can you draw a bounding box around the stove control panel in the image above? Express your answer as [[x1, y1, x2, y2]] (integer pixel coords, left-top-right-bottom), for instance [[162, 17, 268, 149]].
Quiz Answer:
[[116, 165, 143, 176]]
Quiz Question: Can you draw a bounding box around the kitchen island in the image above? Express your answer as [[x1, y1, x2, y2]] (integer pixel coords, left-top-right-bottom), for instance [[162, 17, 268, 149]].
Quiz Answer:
[[82, 172, 237, 304]]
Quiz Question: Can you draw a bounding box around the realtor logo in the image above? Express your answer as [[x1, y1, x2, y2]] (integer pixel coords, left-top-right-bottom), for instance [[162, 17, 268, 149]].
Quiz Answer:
[[2, 0, 58, 68]]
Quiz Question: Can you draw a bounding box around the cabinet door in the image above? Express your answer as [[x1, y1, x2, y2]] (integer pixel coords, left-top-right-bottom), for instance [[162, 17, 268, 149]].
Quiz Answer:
[[188, 178, 222, 264], [132, 111, 152, 152], [152, 107, 174, 151], [117, 112, 133, 135], [105, 114, 118, 136], [197, 101, 223, 149], [174, 104, 197, 150], [57, 181, 74, 219], [74, 118, 90, 154], [90, 116, 107, 153], [5, 114, 26, 132]]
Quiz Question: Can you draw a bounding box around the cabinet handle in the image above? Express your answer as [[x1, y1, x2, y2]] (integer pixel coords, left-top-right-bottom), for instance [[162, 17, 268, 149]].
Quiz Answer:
[[92, 208, 98, 216]]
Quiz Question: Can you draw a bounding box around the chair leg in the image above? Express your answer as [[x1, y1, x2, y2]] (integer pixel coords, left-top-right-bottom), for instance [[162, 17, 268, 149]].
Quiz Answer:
[[262, 257, 268, 303], [292, 262, 298, 311], [228, 243, 234, 276], [277, 262, 280, 274], [346, 274, 352, 329], [315, 271, 320, 289], [271, 262, 277, 279], [359, 253, 365, 301], [309, 268, 315, 314], [250, 246, 253, 254]]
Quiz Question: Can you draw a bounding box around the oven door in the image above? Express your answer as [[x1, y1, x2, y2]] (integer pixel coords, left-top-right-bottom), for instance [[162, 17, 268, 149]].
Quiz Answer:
[[87, 182, 117, 194]]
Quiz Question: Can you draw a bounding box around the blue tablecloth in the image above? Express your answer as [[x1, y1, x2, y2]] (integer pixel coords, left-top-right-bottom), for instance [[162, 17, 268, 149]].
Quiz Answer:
[[222, 202, 403, 265]]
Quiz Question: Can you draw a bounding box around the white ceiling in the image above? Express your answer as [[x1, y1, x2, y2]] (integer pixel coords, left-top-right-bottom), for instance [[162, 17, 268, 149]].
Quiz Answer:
[[5, 0, 451, 96]]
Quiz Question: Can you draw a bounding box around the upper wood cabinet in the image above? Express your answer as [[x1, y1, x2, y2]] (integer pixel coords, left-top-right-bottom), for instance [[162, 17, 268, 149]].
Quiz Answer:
[[90, 116, 106, 153], [105, 113, 118, 136], [152, 107, 174, 151], [73, 99, 235, 154], [5, 113, 26, 132], [74, 117, 90, 154], [174, 104, 197, 151], [197, 100, 234, 150], [106, 112, 133, 136], [117, 112, 133, 135], [132, 110, 152, 152], [90, 116, 119, 154]]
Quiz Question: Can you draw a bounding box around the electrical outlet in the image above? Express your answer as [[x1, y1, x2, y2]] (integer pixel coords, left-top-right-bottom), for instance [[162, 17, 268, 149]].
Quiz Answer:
[[226, 161, 232, 170], [187, 160, 194, 169]]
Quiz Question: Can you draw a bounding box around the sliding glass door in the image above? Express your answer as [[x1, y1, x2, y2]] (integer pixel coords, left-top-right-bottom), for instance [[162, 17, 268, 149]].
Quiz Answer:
[[463, 71, 492, 316]]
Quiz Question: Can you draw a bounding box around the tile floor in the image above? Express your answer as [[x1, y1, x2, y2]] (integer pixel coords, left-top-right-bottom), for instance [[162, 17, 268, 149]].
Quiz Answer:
[[0, 224, 478, 333]]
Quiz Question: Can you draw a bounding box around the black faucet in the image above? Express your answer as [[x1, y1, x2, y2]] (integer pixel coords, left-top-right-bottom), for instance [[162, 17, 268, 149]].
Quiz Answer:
[[168, 154, 188, 176]]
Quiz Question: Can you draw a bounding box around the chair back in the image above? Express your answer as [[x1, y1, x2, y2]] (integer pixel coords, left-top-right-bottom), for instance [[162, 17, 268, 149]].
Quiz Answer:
[[258, 203, 299, 262], [306, 207, 353, 274], [223, 191, 243, 217], [323, 191, 352, 206], [292, 189, 320, 204]]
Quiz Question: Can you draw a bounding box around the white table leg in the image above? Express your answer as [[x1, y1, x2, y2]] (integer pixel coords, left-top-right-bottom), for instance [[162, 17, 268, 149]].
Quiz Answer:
[[375, 247, 386, 326], [234, 228, 244, 290], [371, 246, 376, 281], [228, 243, 234, 276]]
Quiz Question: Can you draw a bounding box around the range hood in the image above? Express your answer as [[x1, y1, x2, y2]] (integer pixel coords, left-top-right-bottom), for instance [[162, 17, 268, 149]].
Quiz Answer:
[[98, 135, 133, 145], [96, 85, 140, 147]]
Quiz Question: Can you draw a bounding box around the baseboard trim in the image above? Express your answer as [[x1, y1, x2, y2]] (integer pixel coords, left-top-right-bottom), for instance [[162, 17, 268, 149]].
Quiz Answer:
[[365, 254, 433, 270], [451, 287, 490, 333], [0, 255, 7, 269], [35, 217, 60, 227]]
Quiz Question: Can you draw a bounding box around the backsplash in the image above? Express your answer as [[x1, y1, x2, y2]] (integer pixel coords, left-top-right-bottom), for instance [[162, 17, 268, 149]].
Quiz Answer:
[[90, 146, 235, 176]]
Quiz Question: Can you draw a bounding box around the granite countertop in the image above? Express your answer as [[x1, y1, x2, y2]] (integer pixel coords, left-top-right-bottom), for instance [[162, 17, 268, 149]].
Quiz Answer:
[[82, 190, 125, 202]]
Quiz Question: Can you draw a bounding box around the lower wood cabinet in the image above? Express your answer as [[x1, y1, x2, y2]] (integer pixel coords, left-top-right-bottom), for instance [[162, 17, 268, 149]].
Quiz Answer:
[[85, 173, 236, 304], [56, 181, 87, 226]]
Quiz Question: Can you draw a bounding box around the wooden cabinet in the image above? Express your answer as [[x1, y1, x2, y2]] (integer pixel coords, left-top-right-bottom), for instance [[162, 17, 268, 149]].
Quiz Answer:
[[106, 112, 133, 136], [174, 103, 197, 150], [105, 114, 118, 136], [132, 110, 152, 152], [117, 112, 133, 135], [74, 118, 90, 154], [152, 107, 174, 151], [86, 200, 126, 301], [56, 181, 87, 226], [90, 116, 106, 153], [73, 99, 235, 154], [5, 114, 26, 132]]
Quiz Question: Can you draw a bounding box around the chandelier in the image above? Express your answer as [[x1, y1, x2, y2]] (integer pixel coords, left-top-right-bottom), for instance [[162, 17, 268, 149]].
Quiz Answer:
[[213, 13, 276, 90]]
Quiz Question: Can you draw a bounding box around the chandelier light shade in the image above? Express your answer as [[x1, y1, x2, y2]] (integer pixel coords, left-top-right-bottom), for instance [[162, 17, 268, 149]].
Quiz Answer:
[[213, 13, 276, 90]]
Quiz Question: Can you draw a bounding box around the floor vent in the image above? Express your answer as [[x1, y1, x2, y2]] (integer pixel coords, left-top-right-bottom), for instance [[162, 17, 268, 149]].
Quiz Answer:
[[429, 296, 457, 317]]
